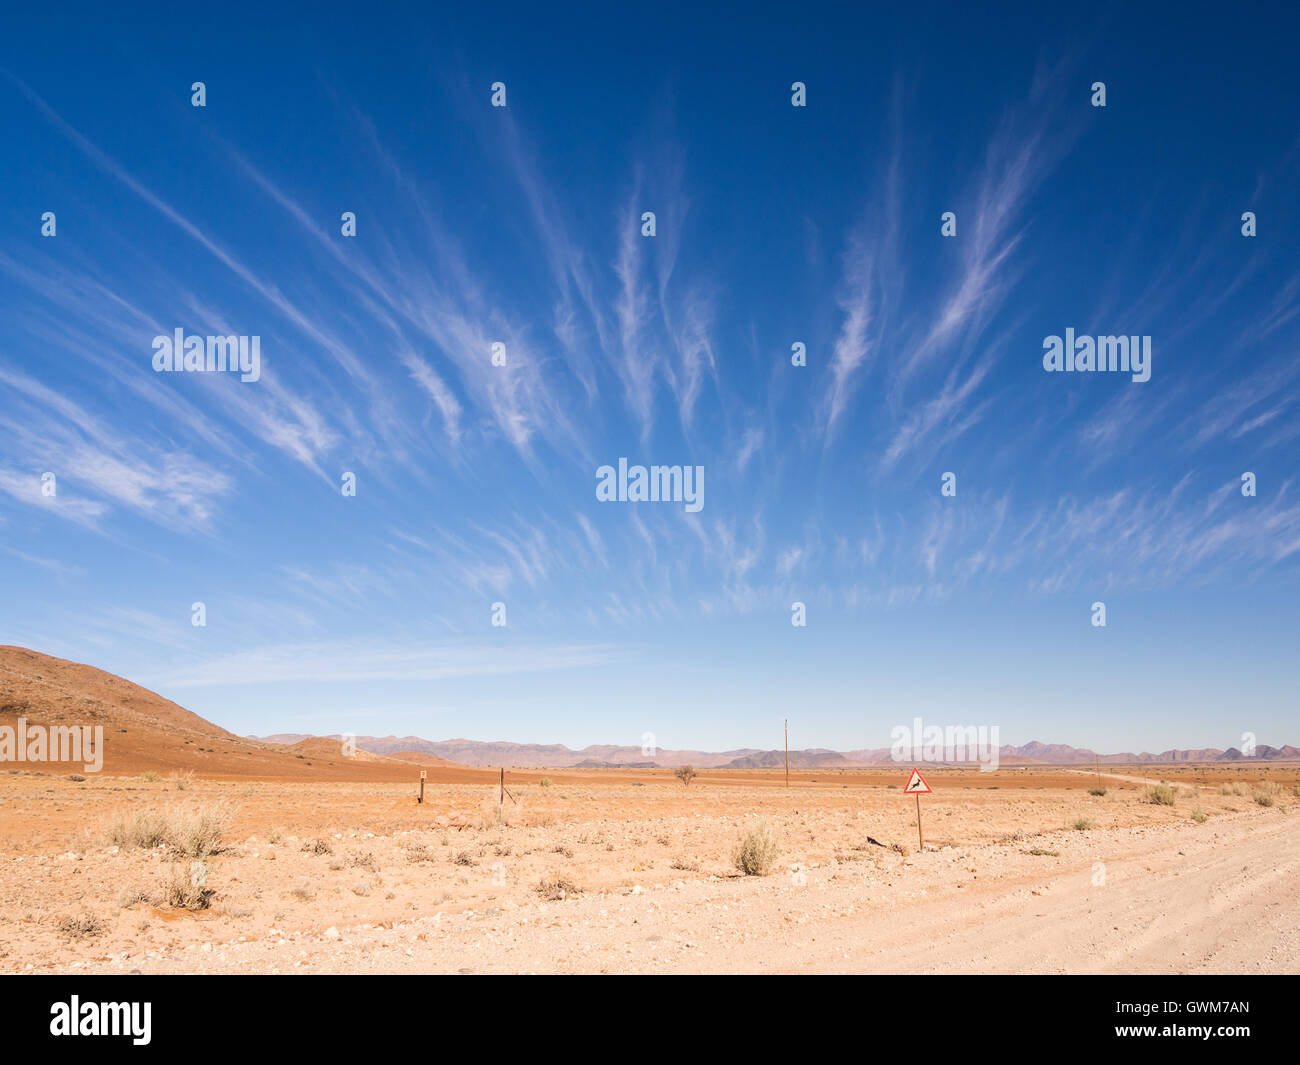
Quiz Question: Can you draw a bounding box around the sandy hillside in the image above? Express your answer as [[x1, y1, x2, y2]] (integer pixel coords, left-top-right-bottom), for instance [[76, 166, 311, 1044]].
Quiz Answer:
[[0, 647, 454, 782]]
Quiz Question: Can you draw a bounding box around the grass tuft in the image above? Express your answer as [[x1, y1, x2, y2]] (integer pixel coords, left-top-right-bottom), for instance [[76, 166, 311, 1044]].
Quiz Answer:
[[106, 802, 233, 858], [732, 822, 780, 876], [58, 914, 107, 939], [537, 876, 580, 901]]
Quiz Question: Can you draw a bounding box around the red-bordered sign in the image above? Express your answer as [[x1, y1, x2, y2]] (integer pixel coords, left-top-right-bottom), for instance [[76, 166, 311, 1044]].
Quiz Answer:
[[905, 767, 931, 794]]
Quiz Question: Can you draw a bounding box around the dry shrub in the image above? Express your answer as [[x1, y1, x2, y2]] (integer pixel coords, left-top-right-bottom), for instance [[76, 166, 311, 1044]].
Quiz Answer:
[[1252, 781, 1279, 807], [164, 869, 214, 910], [732, 822, 780, 876], [537, 876, 580, 900], [58, 914, 107, 939], [107, 810, 170, 850], [404, 843, 436, 864], [169, 803, 233, 858], [1146, 783, 1176, 806], [106, 802, 232, 858], [116, 886, 157, 908], [474, 795, 522, 829]]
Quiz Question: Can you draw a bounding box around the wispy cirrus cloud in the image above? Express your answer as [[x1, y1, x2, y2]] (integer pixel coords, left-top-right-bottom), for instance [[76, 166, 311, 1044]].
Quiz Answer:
[[0, 368, 232, 530], [148, 638, 628, 688]]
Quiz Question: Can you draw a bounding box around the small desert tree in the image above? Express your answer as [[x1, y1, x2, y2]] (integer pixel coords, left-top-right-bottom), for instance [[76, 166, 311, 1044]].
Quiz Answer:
[[674, 765, 698, 786]]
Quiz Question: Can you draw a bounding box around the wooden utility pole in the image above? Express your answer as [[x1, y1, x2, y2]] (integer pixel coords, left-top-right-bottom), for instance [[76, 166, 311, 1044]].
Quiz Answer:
[[784, 719, 789, 788], [500, 767, 504, 803], [418, 769, 426, 805]]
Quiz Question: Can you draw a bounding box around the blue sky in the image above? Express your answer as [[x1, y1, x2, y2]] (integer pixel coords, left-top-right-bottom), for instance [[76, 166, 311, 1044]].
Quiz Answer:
[[1, 3, 1298, 754]]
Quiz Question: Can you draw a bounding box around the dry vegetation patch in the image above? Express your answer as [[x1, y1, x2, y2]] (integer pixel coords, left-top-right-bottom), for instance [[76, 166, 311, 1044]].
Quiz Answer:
[[106, 801, 233, 858], [733, 822, 780, 876]]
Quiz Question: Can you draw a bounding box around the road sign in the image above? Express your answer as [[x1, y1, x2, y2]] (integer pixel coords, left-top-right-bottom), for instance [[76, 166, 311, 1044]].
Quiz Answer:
[[905, 767, 931, 850], [419, 770, 427, 780]]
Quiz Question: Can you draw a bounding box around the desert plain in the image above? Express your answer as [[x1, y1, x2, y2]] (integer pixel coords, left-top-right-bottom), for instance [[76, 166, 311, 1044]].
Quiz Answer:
[[2, 759, 1298, 975], [3, 645, 1298, 975]]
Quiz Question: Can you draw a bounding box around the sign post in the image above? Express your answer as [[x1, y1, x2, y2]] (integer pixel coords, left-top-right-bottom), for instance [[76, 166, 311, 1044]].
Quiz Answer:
[[418, 769, 426, 805], [905, 767, 931, 850]]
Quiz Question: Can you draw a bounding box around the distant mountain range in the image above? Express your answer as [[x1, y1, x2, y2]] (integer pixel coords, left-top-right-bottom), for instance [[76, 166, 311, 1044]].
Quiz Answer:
[[38, 641, 1284, 777], [252, 733, 1300, 768]]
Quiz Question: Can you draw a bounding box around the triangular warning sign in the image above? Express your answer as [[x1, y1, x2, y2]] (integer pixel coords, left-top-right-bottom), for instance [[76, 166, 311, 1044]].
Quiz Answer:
[[905, 768, 931, 794]]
